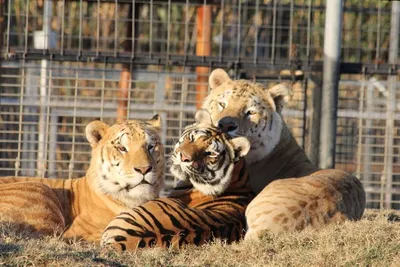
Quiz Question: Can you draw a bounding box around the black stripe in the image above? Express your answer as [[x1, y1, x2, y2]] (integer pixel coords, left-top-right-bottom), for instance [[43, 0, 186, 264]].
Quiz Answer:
[[121, 210, 155, 231], [140, 206, 176, 236], [155, 200, 204, 231]]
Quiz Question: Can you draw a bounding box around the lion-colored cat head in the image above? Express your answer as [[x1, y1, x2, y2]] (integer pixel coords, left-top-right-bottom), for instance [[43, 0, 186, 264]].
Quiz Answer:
[[201, 69, 290, 164], [85, 115, 165, 207]]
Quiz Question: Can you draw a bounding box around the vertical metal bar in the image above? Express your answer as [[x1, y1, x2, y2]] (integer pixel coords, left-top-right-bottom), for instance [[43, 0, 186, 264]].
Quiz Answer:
[[114, 0, 118, 57], [356, 76, 365, 179], [149, 0, 153, 57], [126, 63, 133, 119], [388, 2, 400, 66], [363, 78, 373, 204], [236, 0, 242, 59], [184, 0, 189, 60], [43, 60, 53, 178], [166, 0, 171, 59], [24, 0, 29, 54], [319, 0, 343, 169], [306, 0, 312, 63], [68, 70, 79, 179], [357, 1, 363, 62], [78, 0, 83, 55], [288, 0, 294, 62], [96, 0, 100, 56], [15, 61, 26, 177], [131, 0, 136, 58], [0, 0, 4, 53], [37, 0, 52, 177], [48, 114, 58, 178], [271, 0, 277, 63], [382, 1, 400, 209], [253, 0, 259, 64], [5, 0, 11, 53], [375, 2, 381, 65], [301, 77, 308, 149], [100, 63, 106, 120], [306, 75, 321, 166], [219, 0, 225, 62], [61, 0, 65, 55]]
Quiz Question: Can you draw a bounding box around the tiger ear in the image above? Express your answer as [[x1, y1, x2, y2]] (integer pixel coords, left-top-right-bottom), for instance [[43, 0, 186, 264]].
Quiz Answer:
[[195, 109, 212, 125], [268, 83, 291, 113], [146, 114, 162, 132], [231, 137, 251, 158], [86, 120, 109, 148], [209, 68, 232, 90]]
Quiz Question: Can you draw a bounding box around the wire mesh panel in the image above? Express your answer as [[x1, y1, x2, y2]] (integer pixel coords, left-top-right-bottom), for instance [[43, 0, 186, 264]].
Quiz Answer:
[[0, 61, 308, 193], [336, 75, 400, 209]]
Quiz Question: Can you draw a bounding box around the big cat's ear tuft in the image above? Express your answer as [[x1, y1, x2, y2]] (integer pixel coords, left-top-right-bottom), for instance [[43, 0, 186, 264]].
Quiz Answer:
[[147, 114, 162, 132], [86, 121, 109, 148], [268, 83, 291, 113], [209, 68, 232, 90]]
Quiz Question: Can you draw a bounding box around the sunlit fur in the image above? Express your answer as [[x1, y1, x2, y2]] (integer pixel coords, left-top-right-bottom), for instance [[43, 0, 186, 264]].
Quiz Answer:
[[0, 116, 164, 241], [203, 69, 366, 239], [91, 119, 165, 207], [245, 170, 366, 240], [202, 68, 318, 194], [101, 115, 254, 251]]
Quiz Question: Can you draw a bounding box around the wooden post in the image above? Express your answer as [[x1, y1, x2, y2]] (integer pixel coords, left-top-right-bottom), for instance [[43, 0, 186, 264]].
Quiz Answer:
[[117, 65, 130, 121], [117, 2, 138, 122], [195, 5, 212, 109]]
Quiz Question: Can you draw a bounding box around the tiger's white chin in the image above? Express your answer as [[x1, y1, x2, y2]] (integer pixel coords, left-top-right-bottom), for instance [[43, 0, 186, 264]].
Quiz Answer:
[[190, 181, 227, 196], [111, 185, 161, 207], [94, 173, 163, 208], [187, 163, 234, 196]]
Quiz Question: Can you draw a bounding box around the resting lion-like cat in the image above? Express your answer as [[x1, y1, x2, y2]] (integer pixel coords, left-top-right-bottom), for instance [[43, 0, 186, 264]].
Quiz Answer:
[[202, 69, 366, 239], [0, 116, 164, 242]]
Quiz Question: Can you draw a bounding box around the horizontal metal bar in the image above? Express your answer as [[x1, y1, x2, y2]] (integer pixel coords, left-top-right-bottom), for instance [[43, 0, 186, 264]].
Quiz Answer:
[[2, 51, 398, 75], [59, 1, 392, 14]]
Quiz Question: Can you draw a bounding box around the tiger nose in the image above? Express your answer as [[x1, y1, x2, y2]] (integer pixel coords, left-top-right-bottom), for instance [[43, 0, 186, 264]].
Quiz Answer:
[[217, 117, 238, 133], [180, 151, 192, 162], [134, 166, 152, 175]]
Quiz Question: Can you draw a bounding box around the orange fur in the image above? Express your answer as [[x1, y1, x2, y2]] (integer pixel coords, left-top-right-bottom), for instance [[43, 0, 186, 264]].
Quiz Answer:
[[202, 69, 366, 239], [101, 117, 254, 250], [0, 116, 164, 242]]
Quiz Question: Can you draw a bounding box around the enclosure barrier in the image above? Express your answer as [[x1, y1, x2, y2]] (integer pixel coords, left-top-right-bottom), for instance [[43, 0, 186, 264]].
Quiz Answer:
[[0, 0, 399, 209]]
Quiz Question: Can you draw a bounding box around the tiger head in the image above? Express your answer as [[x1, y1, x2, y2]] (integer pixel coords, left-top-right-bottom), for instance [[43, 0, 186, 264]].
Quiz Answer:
[[201, 68, 290, 164], [170, 110, 250, 196], [85, 115, 164, 207]]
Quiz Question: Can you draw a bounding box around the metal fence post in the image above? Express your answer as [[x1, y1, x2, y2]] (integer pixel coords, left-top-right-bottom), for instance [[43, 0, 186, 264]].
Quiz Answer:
[[382, 1, 400, 209], [319, 0, 343, 169]]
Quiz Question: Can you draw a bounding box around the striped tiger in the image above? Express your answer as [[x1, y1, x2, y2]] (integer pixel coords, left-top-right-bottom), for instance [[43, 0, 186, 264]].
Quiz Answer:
[[101, 110, 254, 251], [0, 116, 165, 241]]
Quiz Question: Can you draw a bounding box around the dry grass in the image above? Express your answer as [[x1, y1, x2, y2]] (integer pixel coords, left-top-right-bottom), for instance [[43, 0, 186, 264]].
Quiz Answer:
[[1, 210, 399, 267]]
